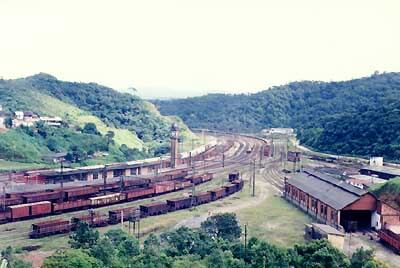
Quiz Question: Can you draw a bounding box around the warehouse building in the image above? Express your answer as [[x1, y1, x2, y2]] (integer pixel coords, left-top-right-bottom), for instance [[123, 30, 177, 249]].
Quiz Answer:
[[284, 169, 377, 232]]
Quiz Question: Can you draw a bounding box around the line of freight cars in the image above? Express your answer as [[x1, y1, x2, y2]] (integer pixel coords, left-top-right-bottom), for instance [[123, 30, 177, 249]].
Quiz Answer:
[[0, 173, 213, 224], [29, 179, 244, 238]]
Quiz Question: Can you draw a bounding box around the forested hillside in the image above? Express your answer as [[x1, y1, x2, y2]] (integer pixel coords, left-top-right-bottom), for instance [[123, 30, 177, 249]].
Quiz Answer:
[[154, 72, 400, 160], [0, 74, 193, 166]]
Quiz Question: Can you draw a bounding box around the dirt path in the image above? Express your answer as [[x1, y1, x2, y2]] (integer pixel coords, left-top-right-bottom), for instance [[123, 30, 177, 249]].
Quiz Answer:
[[174, 171, 273, 229]]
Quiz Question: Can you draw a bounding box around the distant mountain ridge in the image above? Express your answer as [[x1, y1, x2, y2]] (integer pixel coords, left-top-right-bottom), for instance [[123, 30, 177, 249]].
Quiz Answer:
[[153, 72, 400, 161]]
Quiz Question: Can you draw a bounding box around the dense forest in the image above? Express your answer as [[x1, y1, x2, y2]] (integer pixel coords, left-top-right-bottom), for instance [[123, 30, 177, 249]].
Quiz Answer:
[[1, 213, 386, 268], [154, 72, 400, 160], [0, 74, 192, 166]]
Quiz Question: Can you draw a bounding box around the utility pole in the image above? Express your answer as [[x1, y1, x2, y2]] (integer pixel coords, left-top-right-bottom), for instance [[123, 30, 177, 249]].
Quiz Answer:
[[244, 224, 248, 259], [222, 153, 225, 168], [103, 166, 107, 195], [60, 161, 64, 202], [259, 146, 263, 168], [2, 186, 5, 211], [252, 159, 256, 197]]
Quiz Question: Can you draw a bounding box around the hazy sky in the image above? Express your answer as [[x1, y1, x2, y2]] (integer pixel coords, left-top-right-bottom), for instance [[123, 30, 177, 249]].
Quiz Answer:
[[0, 0, 399, 99]]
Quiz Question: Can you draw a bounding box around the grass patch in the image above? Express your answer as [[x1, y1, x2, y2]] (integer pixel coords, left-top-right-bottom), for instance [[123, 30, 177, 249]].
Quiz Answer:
[[0, 160, 52, 173]]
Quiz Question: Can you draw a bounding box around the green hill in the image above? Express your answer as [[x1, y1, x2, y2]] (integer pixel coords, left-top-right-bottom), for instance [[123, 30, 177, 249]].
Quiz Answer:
[[370, 177, 400, 209], [153, 72, 400, 161], [0, 74, 195, 168]]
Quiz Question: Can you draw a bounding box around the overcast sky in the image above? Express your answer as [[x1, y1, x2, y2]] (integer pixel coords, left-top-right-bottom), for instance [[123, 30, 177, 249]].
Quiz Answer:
[[0, 0, 399, 99]]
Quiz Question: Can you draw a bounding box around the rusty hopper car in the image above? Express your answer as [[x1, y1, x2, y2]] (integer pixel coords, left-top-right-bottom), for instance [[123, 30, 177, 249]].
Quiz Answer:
[[190, 176, 203, 185], [174, 181, 192, 191], [223, 184, 237, 195], [62, 186, 99, 200], [140, 202, 169, 217], [194, 192, 212, 205], [201, 173, 213, 182], [379, 227, 400, 253], [231, 180, 244, 190], [71, 213, 108, 228], [167, 197, 192, 211], [123, 187, 154, 201], [154, 181, 175, 194], [89, 193, 125, 207], [0, 197, 23, 207], [209, 188, 226, 201], [52, 200, 91, 213], [29, 219, 71, 238], [0, 211, 11, 223], [228, 172, 240, 182], [123, 178, 151, 189], [108, 207, 139, 224], [22, 191, 61, 203]]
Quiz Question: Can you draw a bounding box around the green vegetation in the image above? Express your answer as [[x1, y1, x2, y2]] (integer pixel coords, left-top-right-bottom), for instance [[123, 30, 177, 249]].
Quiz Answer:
[[0, 73, 196, 165], [154, 72, 400, 161], [32, 214, 385, 268], [370, 177, 400, 209]]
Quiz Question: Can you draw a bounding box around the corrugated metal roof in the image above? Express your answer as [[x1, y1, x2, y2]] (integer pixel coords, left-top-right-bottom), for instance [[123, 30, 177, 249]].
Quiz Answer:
[[287, 170, 367, 210], [360, 165, 400, 177]]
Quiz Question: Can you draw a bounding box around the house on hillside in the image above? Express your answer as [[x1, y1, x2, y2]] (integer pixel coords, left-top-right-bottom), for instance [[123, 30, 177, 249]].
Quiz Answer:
[[40, 116, 63, 127], [284, 168, 377, 232], [13, 111, 40, 127]]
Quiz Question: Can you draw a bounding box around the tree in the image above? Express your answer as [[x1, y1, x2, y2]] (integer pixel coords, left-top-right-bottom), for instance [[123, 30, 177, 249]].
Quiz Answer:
[[90, 237, 116, 267], [105, 131, 115, 146], [42, 249, 101, 268], [82, 123, 100, 135], [350, 247, 387, 268], [69, 222, 99, 249], [4, 117, 13, 128], [201, 213, 242, 241], [1, 246, 32, 268]]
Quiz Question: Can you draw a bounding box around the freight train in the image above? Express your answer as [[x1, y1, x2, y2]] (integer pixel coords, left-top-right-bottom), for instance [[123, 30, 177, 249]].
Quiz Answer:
[[0, 172, 213, 224], [29, 179, 244, 238]]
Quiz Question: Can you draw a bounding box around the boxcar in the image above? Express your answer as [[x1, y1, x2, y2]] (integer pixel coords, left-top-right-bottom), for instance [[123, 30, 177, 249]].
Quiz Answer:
[[167, 197, 193, 211], [29, 219, 71, 238], [52, 200, 91, 213], [379, 229, 400, 253], [123, 187, 154, 201], [63, 186, 98, 200], [89, 193, 125, 207], [109, 207, 139, 224], [228, 172, 240, 182], [140, 202, 169, 217], [209, 188, 226, 201], [194, 192, 212, 205], [22, 191, 61, 203], [30, 201, 52, 216]]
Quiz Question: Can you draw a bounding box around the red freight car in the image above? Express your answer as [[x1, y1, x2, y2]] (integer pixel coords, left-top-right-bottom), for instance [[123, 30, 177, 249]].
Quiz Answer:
[[8, 204, 30, 220], [194, 192, 212, 205], [123, 187, 154, 201], [209, 188, 226, 201], [71, 213, 108, 229], [167, 197, 193, 211], [228, 172, 240, 182], [52, 200, 91, 213], [89, 193, 125, 207], [108, 207, 139, 224], [22, 191, 61, 203], [223, 184, 237, 195], [174, 181, 192, 191], [201, 173, 213, 182], [379, 228, 400, 253], [62, 186, 98, 200], [154, 181, 175, 194], [30, 201, 52, 216], [29, 219, 71, 238], [140, 202, 169, 217]]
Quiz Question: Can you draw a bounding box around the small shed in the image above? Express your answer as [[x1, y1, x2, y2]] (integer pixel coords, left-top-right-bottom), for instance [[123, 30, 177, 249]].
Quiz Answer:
[[305, 223, 345, 250]]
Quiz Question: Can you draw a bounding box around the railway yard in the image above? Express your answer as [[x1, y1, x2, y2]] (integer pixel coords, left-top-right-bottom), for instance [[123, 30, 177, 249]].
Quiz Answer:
[[1, 132, 400, 267]]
